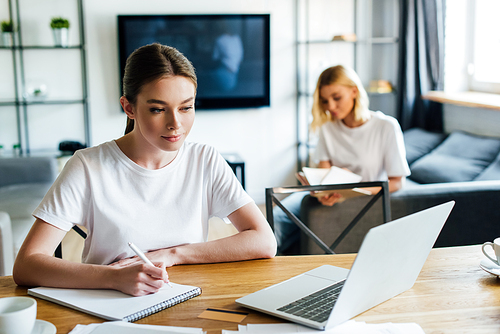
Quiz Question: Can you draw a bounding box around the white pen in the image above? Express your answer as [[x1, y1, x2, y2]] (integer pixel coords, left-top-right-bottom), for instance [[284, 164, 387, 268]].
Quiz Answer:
[[128, 242, 173, 288]]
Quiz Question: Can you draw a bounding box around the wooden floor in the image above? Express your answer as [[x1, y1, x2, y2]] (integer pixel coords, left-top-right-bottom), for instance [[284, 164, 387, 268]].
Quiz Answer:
[[61, 204, 266, 262]]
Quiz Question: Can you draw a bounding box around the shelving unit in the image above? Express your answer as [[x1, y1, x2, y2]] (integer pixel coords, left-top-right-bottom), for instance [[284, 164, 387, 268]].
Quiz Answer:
[[295, 0, 400, 170], [0, 0, 90, 156]]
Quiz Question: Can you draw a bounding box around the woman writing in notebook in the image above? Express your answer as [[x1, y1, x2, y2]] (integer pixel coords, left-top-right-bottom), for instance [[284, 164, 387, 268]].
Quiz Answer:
[[13, 43, 277, 296], [274, 65, 410, 254]]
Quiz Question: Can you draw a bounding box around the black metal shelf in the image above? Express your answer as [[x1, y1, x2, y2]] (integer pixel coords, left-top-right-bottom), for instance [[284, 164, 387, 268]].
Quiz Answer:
[[298, 90, 397, 98], [0, 101, 16, 107], [297, 39, 356, 45], [1, 0, 90, 156], [0, 99, 85, 106], [0, 45, 83, 50], [367, 90, 398, 95], [297, 37, 398, 46], [295, 0, 400, 171]]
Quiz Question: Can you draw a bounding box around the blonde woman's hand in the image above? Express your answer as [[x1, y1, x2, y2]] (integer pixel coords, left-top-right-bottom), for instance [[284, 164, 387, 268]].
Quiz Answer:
[[317, 192, 343, 206]]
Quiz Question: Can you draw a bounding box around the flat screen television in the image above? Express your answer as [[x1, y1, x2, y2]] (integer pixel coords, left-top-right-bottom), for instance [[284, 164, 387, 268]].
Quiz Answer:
[[117, 14, 270, 110]]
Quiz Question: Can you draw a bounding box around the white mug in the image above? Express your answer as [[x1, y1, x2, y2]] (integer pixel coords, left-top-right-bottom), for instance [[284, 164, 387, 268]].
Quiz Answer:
[[482, 237, 500, 266], [0, 297, 37, 334]]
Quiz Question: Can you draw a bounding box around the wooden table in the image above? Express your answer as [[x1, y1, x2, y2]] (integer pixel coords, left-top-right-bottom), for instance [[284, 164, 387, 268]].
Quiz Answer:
[[2, 245, 499, 333]]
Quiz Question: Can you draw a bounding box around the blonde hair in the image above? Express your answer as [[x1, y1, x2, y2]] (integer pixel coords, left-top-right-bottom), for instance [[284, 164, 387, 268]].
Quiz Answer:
[[310, 65, 369, 132]]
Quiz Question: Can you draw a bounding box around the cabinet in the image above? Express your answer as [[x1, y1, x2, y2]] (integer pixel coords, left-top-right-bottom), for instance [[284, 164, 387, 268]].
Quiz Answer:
[[0, 0, 89, 156], [296, 0, 400, 169]]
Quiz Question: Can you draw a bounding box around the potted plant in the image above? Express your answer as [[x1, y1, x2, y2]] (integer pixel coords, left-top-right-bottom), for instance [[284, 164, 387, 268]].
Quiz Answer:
[[50, 17, 70, 47], [1, 20, 14, 47]]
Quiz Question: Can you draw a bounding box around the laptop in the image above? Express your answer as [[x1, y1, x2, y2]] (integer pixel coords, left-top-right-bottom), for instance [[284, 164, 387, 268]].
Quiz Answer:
[[236, 201, 455, 330]]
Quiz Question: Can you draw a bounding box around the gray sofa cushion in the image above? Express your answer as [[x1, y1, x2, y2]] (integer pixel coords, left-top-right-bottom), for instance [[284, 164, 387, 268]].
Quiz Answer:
[[404, 128, 447, 166], [475, 152, 500, 181], [0, 157, 58, 187], [410, 131, 500, 183]]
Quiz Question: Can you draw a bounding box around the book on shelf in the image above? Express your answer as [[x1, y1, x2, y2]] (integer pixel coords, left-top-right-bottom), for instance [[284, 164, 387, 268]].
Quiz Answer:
[[297, 166, 371, 201], [331, 33, 357, 42], [28, 282, 201, 322]]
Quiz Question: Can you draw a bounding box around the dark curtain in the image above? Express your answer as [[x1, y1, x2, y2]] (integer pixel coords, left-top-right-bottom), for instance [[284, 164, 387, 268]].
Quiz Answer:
[[397, 0, 446, 131]]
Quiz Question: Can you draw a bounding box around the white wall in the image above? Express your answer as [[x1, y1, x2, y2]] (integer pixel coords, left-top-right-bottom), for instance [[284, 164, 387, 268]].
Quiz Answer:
[[1, 0, 298, 204], [443, 105, 500, 138]]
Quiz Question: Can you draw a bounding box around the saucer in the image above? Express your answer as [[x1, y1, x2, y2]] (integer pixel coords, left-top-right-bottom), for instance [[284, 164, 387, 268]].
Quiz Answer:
[[480, 258, 500, 276], [32, 319, 56, 334]]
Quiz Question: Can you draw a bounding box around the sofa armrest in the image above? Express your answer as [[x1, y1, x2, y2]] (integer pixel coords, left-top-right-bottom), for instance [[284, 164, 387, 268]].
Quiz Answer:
[[0, 157, 58, 188], [0, 212, 14, 276], [391, 180, 500, 247]]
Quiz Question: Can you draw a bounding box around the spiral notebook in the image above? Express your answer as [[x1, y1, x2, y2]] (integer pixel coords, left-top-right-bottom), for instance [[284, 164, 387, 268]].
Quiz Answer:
[[28, 283, 201, 322]]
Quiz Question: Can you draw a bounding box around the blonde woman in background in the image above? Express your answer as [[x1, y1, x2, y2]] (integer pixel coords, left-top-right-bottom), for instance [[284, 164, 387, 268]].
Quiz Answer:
[[274, 65, 410, 254]]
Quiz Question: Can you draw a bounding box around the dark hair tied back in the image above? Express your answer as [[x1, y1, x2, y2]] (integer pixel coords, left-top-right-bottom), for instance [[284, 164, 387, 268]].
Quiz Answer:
[[122, 43, 197, 134]]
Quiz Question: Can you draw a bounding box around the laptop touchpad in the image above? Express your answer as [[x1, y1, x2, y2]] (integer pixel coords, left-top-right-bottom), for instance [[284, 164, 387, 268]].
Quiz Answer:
[[244, 266, 348, 310]]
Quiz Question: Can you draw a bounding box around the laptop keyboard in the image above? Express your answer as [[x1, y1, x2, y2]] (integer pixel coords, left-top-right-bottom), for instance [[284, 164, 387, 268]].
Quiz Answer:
[[277, 279, 346, 323]]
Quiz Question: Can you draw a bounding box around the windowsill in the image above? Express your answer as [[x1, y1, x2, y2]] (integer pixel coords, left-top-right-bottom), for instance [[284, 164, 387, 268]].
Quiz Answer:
[[422, 91, 500, 111]]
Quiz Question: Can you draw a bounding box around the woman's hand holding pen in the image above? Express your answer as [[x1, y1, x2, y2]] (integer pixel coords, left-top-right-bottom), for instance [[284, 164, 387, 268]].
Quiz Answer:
[[109, 243, 171, 296], [108, 262, 169, 296], [111, 248, 177, 268]]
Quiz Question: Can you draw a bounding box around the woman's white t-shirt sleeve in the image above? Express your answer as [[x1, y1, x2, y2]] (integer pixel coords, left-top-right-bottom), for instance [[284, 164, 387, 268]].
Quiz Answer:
[[34, 153, 89, 232], [383, 117, 411, 177], [206, 147, 252, 219], [314, 128, 331, 163]]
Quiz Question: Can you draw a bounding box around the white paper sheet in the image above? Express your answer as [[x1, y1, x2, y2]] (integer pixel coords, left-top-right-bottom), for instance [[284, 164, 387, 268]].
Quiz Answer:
[[302, 166, 362, 185], [69, 322, 205, 334], [224, 321, 425, 334]]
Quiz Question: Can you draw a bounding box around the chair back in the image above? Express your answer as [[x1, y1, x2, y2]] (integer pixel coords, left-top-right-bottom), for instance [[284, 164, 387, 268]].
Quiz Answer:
[[266, 181, 391, 254]]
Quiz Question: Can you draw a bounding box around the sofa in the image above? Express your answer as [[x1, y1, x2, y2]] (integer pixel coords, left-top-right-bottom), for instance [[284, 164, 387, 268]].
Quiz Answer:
[[0, 156, 58, 274], [0, 212, 14, 276], [298, 128, 500, 254]]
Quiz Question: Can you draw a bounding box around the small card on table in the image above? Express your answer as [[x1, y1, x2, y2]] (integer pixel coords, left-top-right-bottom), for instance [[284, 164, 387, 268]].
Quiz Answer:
[[198, 308, 248, 323]]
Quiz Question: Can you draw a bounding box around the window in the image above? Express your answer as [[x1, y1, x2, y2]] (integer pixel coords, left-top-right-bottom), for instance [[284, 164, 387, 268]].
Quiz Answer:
[[445, 0, 500, 94], [470, 0, 500, 92]]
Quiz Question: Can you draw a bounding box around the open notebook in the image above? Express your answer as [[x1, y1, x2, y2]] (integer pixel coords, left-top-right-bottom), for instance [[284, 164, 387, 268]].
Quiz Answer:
[[28, 282, 201, 322], [299, 166, 371, 200]]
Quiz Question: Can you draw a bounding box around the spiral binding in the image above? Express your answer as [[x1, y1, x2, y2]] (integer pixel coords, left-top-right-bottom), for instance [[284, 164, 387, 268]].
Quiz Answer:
[[124, 287, 202, 322]]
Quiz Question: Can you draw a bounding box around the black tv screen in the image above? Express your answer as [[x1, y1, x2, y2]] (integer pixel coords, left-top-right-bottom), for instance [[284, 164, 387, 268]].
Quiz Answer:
[[118, 14, 270, 110]]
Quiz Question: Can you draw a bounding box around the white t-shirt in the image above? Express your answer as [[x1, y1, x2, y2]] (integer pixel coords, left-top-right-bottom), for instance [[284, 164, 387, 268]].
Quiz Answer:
[[33, 141, 252, 265], [314, 111, 410, 181]]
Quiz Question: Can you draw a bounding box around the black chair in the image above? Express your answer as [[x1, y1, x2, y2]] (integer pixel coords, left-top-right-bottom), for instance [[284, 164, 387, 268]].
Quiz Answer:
[[266, 181, 391, 254], [55, 226, 87, 259]]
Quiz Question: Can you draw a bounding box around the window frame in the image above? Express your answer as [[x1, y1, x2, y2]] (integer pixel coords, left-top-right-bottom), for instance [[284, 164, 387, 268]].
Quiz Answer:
[[467, 0, 500, 94]]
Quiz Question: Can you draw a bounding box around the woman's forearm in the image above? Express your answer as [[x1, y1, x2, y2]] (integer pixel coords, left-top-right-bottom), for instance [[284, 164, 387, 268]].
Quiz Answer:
[[13, 252, 115, 289], [317, 160, 332, 168], [12, 219, 115, 289], [158, 203, 277, 266], [388, 176, 404, 192], [14, 251, 168, 297], [165, 227, 276, 266], [13, 219, 168, 296]]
